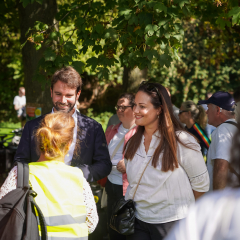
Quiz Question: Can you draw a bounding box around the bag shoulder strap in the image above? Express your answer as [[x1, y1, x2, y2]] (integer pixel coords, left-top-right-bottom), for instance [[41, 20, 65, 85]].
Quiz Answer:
[[110, 124, 136, 160], [229, 164, 240, 182], [223, 121, 239, 129], [31, 195, 48, 240], [15, 163, 47, 240], [132, 155, 153, 200], [222, 121, 240, 180], [16, 162, 29, 188]]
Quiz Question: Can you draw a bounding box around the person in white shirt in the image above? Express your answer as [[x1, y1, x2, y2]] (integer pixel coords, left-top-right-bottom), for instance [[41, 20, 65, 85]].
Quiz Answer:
[[123, 82, 209, 240], [104, 93, 137, 240], [198, 91, 238, 191], [13, 87, 26, 127], [165, 122, 240, 240]]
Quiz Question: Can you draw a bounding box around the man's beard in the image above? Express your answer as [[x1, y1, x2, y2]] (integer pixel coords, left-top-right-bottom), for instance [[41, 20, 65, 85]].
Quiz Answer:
[[53, 101, 75, 113]]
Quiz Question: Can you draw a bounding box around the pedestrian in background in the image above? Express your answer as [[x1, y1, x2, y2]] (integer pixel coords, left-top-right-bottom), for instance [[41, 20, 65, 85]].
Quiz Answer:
[[104, 93, 137, 240], [198, 91, 237, 191], [165, 122, 240, 240], [202, 92, 216, 139], [13, 87, 26, 127], [178, 100, 210, 156], [233, 87, 240, 123]]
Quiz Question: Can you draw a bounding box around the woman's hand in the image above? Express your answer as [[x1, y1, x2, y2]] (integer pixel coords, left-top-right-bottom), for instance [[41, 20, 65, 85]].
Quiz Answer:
[[117, 159, 126, 173]]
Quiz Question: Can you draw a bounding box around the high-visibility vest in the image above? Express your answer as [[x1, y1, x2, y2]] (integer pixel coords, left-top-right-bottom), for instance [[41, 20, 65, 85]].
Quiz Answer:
[[29, 160, 88, 240]]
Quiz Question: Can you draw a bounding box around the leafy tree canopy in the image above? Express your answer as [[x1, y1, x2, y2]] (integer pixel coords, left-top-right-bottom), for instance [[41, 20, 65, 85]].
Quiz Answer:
[[20, 0, 240, 91]]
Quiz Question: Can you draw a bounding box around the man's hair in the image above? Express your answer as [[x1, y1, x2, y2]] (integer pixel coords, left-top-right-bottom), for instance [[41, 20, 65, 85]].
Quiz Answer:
[[118, 93, 135, 107], [51, 66, 82, 93], [19, 87, 25, 92], [35, 112, 75, 159], [213, 104, 235, 118]]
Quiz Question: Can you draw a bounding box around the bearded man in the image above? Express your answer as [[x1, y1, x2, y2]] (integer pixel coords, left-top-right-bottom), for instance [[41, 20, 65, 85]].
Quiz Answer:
[[14, 66, 112, 182]]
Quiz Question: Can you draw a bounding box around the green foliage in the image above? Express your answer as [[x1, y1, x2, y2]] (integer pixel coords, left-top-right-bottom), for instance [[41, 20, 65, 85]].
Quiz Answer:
[[149, 20, 240, 107], [86, 108, 113, 131], [0, 0, 23, 121], [24, 0, 190, 85]]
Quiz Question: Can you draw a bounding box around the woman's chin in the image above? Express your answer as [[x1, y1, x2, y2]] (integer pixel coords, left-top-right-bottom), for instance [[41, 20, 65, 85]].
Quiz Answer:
[[135, 119, 144, 126]]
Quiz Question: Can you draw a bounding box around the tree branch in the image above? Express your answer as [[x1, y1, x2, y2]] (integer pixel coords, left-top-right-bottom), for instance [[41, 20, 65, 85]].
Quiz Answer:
[[39, 5, 80, 34]]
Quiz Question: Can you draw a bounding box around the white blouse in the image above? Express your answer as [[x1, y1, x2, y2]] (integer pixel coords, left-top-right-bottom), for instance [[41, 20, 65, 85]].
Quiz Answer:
[[125, 130, 209, 224], [0, 166, 98, 234]]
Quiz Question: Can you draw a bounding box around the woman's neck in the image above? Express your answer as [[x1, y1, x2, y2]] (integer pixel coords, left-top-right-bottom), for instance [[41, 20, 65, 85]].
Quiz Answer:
[[37, 153, 65, 163], [144, 124, 158, 138], [122, 119, 136, 129], [185, 118, 195, 129]]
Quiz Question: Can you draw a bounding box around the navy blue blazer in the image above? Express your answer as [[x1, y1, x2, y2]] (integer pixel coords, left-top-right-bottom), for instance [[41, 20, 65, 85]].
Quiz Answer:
[[14, 111, 112, 182]]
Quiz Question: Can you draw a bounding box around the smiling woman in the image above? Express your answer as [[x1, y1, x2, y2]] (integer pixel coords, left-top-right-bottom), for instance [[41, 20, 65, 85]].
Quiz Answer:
[[123, 82, 210, 240]]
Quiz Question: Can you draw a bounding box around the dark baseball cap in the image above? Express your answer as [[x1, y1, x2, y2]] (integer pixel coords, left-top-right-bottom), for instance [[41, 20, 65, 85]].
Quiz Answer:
[[198, 91, 236, 111]]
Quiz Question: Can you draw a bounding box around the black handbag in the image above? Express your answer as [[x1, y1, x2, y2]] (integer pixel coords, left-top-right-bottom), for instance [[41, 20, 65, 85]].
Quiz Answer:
[[109, 155, 153, 235], [110, 198, 135, 235]]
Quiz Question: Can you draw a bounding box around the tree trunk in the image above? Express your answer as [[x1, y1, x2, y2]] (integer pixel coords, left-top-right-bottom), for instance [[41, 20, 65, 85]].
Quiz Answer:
[[17, 0, 57, 115]]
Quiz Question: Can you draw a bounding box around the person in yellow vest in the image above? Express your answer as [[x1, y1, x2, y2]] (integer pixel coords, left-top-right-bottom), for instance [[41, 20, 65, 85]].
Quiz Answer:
[[0, 112, 99, 239]]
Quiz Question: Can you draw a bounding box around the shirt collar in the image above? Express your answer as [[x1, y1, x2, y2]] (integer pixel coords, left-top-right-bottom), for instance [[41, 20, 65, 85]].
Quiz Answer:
[[51, 107, 78, 118], [153, 130, 161, 138], [225, 118, 237, 123]]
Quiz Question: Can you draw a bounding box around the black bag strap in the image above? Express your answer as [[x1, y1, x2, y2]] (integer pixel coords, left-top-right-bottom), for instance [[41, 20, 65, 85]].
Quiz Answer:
[[16, 162, 29, 188], [223, 121, 239, 129], [15, 162, 48, 240], [31, 194, 48, 240], [222, 121, 240, 180]]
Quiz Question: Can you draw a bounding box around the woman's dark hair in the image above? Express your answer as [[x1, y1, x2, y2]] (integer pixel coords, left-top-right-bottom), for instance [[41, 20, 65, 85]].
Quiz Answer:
[[124, 82, 193, 172], [227, 123, 240, 187], [118, 93, 135, 107]]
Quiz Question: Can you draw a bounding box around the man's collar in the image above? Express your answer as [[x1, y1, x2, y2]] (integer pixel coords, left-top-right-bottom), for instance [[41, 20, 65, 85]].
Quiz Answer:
[[51, 107, 79, 117]]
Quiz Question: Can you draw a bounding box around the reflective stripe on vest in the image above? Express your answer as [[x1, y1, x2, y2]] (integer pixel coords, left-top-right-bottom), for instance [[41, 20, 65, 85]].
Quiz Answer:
[[37, 214, 86, 226], [40, 236, 88, 240], [29, 161, 88, 239]]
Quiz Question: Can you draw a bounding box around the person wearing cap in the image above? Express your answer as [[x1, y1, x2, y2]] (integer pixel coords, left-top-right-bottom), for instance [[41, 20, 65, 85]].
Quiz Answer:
[[198, 91, 238, 191], [233, 87, 240, 123]]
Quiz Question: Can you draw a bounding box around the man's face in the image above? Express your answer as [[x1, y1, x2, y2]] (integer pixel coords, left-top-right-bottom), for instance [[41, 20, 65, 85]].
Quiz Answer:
[[206, 103, 217, 126], [19, 89, 25, 97], [51, 80, 81, 113]]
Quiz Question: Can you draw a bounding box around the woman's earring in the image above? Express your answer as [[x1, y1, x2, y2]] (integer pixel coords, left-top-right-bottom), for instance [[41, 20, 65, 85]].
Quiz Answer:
[[158, 115, 159, 119]]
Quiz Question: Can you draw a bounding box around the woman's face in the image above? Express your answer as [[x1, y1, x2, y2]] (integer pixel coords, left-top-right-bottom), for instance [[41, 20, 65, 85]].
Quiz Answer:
[[116, 98, 135, 124], [178, 105, 191, 124], [133, 91, 160, 128]]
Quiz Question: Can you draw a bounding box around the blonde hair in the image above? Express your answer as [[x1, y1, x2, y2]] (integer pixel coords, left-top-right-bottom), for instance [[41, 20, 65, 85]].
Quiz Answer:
[[36, 112, 75, 160], [182, 100, 207, 129]]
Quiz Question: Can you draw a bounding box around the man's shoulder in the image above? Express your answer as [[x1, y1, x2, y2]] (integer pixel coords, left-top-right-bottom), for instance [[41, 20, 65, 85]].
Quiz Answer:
[[216, 120, 238, 135], [77, 112, 102, 127], [24, 114, 46, 129]]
